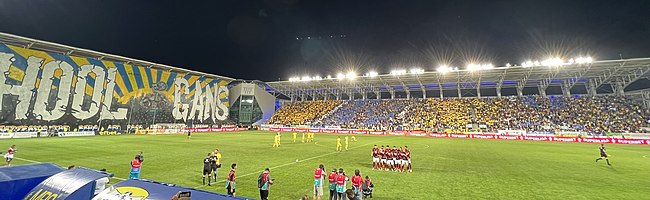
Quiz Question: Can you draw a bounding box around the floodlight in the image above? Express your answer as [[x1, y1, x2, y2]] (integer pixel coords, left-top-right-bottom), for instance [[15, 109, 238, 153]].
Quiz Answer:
[[541, 58, 563, 66], [345, 71, 357, 80], [410, 68, 424, 74], [301, 76, 312, 82], [327, 75, 332, 79], [337, 73, 346, 79], [506, 63, 511, 67], [367, 71, 378, 77], [437, 66, 450, 73], [466, 64, 480, 71], [390, 69, 407, 76], [575, 56, 593, 64]]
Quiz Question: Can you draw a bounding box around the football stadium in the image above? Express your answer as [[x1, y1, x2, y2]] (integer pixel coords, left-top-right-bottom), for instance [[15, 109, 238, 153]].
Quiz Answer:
[[1, 1, 650, 200]]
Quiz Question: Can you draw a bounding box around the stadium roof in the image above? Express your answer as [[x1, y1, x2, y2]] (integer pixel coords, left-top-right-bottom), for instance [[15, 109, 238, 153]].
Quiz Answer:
[[266, 58, 650, 100], [0, 32, 234, 81]]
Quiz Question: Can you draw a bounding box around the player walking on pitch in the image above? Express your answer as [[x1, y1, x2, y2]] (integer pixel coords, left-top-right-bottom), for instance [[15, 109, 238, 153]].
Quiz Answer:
[[345, 136, 349, 150], [293, 132, 297, 142], [595, 144, 611, 165], [336, 136, 343, 152], [4, 144, 16, 166], [203, 153, 213, 186], [273, 133, 281, 147]]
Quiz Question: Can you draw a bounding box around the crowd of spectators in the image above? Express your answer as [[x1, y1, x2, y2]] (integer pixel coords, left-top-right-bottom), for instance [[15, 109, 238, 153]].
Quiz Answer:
[[268, 100, 342, 125], [318, 99, 417, 129], [268, 95, 649, 134]]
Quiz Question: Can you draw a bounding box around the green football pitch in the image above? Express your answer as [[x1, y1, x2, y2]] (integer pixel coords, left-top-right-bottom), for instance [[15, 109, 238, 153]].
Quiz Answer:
[[2, 131, 649, 199]]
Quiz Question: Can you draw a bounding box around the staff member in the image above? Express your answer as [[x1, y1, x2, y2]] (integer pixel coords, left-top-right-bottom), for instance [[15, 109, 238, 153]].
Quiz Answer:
[[226, 163, 237, 197], [313, 164, 326, 200], [350, 169, 363, 200], [129, 155, 142, 179], [335, 168, 348, 200], [212, 149, 222, 181], [259, 168, 273, 200], [328, 168, 337, 200]]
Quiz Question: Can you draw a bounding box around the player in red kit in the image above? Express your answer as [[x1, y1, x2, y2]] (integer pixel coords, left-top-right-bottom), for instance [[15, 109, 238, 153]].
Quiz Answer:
[[405, 146, 412, 172], [371, 145, 379, 170], [4, 144, 16, 166], [379, 146, 386, 171]]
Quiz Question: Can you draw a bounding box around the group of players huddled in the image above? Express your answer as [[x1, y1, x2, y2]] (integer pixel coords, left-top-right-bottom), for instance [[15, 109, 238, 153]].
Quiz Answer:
[[371, 145, 412, 172]]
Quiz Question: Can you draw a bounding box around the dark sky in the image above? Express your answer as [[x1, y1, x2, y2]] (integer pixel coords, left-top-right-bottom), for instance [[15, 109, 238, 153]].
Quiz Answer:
[[1, 0, 649, 81]]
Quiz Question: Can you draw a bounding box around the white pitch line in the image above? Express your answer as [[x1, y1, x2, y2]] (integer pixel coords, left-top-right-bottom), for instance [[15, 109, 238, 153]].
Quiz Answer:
[[194, 137, 395, 189], [643, 155, 649, 159], [14, 157, 42, 163], [13, 157, 127, 180]]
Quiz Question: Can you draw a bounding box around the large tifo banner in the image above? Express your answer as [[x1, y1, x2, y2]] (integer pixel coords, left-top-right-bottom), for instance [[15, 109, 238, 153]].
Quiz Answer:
[[264, 127, 650, 145], [0, 43, 229, 129]]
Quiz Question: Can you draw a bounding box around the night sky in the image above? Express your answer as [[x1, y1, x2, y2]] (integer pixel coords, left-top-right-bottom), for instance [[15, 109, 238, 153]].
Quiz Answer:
[[0, 0, 649, 81]]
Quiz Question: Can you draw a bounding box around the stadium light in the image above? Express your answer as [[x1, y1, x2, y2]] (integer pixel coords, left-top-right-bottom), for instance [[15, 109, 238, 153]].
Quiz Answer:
[[467, 63, 493, 71], [367, 71, 378, 77], [345, 71, 357, 80], [390, 69, 407, 76], [337, 73, 346, 80], [575, 56, 593, 64], [409, 68, 424, 74], [437, 66, 449, 73], [506, 63, 512, 67], [301, 76, 312, 82], [327, 75, 332, 79], [541, 58, 564, 66]]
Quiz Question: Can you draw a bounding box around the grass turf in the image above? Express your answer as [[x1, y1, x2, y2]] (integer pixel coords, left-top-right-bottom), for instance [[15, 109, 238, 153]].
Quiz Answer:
[[2, 131, 649, 199]]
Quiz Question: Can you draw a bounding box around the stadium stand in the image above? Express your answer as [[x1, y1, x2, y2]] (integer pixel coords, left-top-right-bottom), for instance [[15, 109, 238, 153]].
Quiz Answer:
[[268, 100, 343, 125], [268, 95, 650, 134]]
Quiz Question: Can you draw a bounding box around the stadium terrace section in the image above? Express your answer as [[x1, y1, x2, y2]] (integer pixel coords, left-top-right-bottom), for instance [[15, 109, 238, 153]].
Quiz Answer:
[[267, 96, 649, 135]]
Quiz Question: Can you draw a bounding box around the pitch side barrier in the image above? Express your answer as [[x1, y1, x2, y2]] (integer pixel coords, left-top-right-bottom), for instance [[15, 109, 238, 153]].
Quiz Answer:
[[261, 127, 650, 145]]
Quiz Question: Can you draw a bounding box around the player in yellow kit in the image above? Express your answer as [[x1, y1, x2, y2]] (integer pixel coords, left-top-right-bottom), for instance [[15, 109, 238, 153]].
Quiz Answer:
[[273, 132, 281, 147], [351, 135, 357, 142], [336, 136, 342, 151], [293, 132, 297, 142], [345, 136, 349, 150], [302, 132, 306, 143]]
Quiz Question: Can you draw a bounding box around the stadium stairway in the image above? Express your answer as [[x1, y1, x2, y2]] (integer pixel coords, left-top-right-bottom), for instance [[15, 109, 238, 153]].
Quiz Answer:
[[318, 101, 347, 123]]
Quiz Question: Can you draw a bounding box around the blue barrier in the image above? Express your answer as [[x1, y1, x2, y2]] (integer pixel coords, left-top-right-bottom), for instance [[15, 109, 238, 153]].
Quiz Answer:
[[0, 163, 64, 200]]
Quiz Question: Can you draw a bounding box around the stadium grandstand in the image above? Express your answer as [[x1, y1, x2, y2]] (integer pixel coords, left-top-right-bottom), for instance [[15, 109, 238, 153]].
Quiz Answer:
[[264, 57, 650, 136]]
